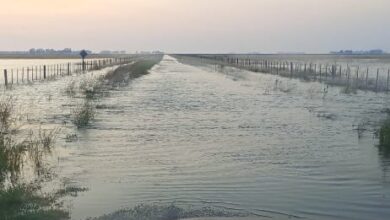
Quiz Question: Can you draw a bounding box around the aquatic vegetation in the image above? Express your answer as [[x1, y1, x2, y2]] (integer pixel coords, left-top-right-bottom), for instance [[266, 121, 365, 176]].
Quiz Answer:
[[87, 204, 248, 220], [379, 117, 390, 147], [0, 96, 81, 220], [104, 57, 163, 85], [64, 80, 77, 97], [278, 84, 295, 93], [37, 128, 60, 150], [0, 96, 16, 133], [340, 85, 357, 94], [72, 101, 95, 128], [0, 184, 69, 220], [65, 133, 78, 142], [316, 112, 337, 120], [352, 119, 369, 139], [79, 77, 105, 99]]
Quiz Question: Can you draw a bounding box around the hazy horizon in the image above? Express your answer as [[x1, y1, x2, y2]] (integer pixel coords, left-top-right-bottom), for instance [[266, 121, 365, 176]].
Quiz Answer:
[[1, 0, 389, 53]]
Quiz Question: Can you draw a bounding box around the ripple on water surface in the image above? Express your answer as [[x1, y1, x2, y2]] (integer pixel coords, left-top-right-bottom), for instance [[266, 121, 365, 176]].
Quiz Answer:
[[49, 56, 390, 220]]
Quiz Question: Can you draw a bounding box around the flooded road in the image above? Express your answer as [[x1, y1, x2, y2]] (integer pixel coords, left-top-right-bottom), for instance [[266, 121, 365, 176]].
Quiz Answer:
[[54, 56, 390, 220]]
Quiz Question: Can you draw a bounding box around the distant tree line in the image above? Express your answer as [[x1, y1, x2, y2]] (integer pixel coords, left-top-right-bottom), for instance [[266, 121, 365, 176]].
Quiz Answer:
[[29, 48, 92, 55], [331, 49, 386, 55]]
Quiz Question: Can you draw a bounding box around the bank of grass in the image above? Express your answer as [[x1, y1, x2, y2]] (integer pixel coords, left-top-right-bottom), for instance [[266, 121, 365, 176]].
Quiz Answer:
[[104, 56, 163, 85], [0, 96, 83, 220], [0, 184, 69, 220], [68, 56, 162, 129]]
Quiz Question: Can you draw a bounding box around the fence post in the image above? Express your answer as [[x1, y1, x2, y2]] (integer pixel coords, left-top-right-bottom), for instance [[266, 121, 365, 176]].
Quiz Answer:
[[4, 69, 8, 86], [325, 65, 328, 79], [356, 66, 359, 87], [43, 65, 46, 79], [290, 62, 293, 77], [366, 68, 369, 88], [319, 64, 322, 80], [67, 63, 70, 75], [376, 68, 379, 91], [387, 69, 390, 92], [339, 65, 342, 78]]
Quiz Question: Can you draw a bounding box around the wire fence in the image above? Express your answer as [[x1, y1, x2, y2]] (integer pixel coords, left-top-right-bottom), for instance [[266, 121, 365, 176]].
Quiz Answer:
[[175, 54, 390, 92], [0, 57, 134, 87]]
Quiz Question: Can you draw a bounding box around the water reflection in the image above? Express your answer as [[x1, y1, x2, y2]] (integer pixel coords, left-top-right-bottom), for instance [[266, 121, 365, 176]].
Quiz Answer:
[[378, 145, 390, 183]]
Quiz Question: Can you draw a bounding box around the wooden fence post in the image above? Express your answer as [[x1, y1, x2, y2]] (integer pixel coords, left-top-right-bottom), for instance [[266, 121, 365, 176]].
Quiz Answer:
[[376, 68, 379, 91], [4, 69, 8, 86], [319, 64, 322, 80], [325, 65, 328, 79], [387, 69, 390, 92], [43, 65, 46, 79], [339, 65, 342, 78], [356, 66, 359, 87]]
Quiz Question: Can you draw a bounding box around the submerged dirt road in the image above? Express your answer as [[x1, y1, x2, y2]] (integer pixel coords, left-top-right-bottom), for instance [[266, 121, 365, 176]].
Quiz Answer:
[[53, 55, 390, 220]]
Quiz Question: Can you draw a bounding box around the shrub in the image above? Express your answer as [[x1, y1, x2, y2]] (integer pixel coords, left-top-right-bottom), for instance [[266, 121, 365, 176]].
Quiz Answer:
[[79, 77, 104, 99], [72, 101, 95, 128]]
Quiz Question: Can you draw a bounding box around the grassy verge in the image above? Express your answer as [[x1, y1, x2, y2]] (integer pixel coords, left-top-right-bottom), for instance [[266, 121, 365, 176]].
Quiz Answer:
[[104, 56, 163, 85]]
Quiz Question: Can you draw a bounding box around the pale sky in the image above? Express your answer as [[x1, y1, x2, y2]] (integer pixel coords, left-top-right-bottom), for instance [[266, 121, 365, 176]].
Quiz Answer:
[[1, 0, 389, 53]]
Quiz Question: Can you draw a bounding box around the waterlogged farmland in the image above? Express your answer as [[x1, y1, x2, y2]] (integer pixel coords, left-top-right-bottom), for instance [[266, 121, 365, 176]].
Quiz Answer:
[[1, 55, 390, 220]]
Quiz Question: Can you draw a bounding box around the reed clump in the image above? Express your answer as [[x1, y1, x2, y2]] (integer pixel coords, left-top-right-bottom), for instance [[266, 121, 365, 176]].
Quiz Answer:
[[64, 80, 77, 97], [79, 76, 105, 99], [340, 85, 357, 94], [0, 96, 79, 220], [72, 101, 95, 129]]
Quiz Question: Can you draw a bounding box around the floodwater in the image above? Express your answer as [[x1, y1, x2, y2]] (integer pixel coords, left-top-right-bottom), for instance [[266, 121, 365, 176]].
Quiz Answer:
[[0, 58, 106, 84], [0, 58, 100, 69], [3, 55, 390, 220]]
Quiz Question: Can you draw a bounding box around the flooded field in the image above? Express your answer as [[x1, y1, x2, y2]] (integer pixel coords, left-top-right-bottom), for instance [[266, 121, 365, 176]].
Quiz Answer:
[[1, 55, 390, 220], [0, 58, 103, 69]]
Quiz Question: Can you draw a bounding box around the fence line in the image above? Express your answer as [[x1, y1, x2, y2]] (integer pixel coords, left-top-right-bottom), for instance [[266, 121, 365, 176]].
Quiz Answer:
[[1, 57, 134, 87], [175, 55, 390, 93]]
